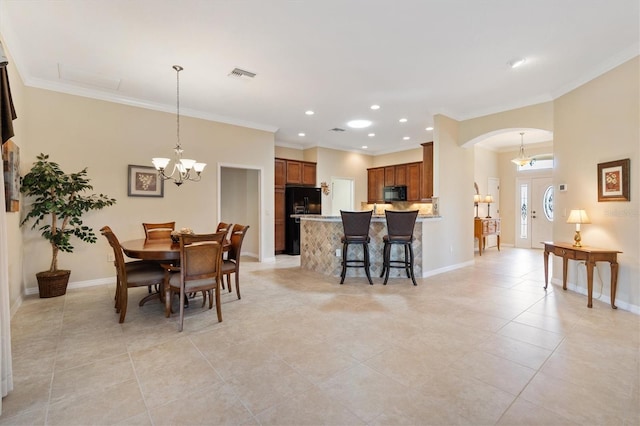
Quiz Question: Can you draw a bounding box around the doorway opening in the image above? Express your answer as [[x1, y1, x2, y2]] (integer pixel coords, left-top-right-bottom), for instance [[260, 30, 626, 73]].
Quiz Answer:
[[219, 165, 262, 261]]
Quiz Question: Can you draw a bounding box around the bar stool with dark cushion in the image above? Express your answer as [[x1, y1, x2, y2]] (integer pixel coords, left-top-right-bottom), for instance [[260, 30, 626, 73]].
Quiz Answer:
[[340, 210, 374, 285], [380, 210, 419, 286]]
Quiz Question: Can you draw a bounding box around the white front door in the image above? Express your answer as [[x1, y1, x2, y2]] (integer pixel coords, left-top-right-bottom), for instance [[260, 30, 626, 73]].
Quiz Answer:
[[531, 177, 553, 249], [515, 176, 553, 249]]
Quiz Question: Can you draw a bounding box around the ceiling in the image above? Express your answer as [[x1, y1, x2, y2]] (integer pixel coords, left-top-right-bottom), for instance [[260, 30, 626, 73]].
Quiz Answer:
[[1, 0, 638, 154]]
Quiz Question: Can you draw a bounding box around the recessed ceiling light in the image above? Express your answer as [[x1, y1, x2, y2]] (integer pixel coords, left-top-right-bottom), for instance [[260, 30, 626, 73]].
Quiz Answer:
[[362, 145, 368, 149], [399, 118, 408, 123], [298, 132, 306, 137], [347, 119, 372, 129], [368, 133, 375, 137], [508, 58, 526, 68], [305, 110, 314, 115], [403, 136, 410, 140], [425, 126, 433, 131], [370, 104, 380, 110]]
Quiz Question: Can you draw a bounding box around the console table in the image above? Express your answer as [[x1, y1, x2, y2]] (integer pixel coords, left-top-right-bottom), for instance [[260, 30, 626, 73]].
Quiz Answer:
[[474, 218, 500, 256], [542, 242, 621, 309]]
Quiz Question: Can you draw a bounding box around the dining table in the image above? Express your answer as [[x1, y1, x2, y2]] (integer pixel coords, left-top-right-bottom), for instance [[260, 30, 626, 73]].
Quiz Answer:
[[120, 237, 229, 306], [120, 238, 181, 262]]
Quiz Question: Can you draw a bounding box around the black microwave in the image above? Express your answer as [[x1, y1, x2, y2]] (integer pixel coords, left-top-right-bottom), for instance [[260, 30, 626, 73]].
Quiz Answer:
[[383, 185, 407, 202]]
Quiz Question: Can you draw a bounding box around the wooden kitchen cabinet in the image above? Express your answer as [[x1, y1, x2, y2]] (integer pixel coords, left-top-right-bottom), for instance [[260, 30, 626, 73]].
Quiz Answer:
[[275, 158, 286, 187], [367, 167, 385, 203], [394, 164, 407, 186], [406, 162, 422, 201], [422, 142, 433, 199], [279, 158, 316, 186], [384, 166, 395, 186], [302, 162, 316, 186], [286, 160, 302, 184]]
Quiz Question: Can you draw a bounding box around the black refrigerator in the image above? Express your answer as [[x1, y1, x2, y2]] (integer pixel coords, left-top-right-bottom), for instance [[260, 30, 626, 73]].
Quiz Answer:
[[285, 186, 322, 255]]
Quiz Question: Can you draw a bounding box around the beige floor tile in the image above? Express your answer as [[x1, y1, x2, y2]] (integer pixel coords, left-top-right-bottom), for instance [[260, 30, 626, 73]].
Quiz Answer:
[[5, 247, 638, 425], [413, 367, 517, 424], [364, 346, 451, 388], [50, 353, 135, 405], [256, 386, 365, 425], [477, 334, 553, 370], [497, 397, 578, 425], [46, 380, 147, 426], [497, 321, 565, 350], [149, 381, 253, 425], [319, 363, 413, 423], [449, 349, 537, 395], [130, 337, 221, 408], [0, 406, 47, 426], [519, 371, 632, 424], [225, 358, 314, 415]]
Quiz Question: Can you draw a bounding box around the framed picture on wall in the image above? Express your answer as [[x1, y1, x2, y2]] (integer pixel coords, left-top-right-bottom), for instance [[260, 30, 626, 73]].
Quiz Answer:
[[128, 165, 164, 197], [597, 158, 630, 202], [2, 140, 20, 212]]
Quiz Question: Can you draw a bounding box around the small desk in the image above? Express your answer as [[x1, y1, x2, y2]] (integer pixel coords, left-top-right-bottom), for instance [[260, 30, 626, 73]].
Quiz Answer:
[[542, 242, 621, 309], [474, 218, 500, 256]]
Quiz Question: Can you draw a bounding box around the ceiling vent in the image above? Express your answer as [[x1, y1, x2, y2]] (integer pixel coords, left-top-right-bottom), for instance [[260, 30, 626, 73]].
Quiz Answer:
[[329, 128, 346, 132], [228, 68, 256, 79]]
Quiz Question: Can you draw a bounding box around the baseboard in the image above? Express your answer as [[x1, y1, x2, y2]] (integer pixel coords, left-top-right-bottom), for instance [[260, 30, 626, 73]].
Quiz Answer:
[[422, 260, 475, 278], [10, 294, 23, 319], [550, 277, 639, 315]]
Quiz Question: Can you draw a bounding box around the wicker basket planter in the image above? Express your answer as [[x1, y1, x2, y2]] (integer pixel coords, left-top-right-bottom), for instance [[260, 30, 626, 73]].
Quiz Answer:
[[36, 270, 70, 298]]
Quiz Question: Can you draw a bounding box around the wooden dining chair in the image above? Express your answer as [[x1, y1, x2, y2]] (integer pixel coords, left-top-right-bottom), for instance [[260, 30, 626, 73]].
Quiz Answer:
[[164, 233, 224, 331], [142, 221, 175, 240], [221, 224, 250, 299], [100, 226, 165, 323]]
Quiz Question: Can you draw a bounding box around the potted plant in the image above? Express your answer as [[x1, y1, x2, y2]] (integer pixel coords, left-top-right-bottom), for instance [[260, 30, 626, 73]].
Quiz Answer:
[[20, 153, 116, 297]]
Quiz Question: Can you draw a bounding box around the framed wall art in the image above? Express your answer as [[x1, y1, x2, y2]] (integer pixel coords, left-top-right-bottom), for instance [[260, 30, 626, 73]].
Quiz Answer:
[[128, 165, 164, 197], [2, 140, 20, 212], [597, 158, 630, 202]]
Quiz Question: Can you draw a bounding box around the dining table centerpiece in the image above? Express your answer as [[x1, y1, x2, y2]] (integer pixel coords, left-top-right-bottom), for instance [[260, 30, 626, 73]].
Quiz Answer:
[[171, 227, 194, 243], [20, 154, 116, 297]]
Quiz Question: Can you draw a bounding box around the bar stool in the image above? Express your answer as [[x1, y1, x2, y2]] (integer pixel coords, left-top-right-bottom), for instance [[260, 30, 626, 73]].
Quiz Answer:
[[380, 210, 419, 286], [339, 210, 373, 285]]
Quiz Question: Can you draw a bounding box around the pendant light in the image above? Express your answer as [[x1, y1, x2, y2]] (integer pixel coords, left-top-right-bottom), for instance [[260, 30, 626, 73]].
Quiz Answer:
[[511, 132, 535, 167], [152, 65, 206, 186]]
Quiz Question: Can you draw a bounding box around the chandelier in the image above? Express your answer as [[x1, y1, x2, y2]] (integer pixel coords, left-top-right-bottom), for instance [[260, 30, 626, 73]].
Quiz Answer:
[[152, 65, 206, 186], [511, 132, 535, 167]]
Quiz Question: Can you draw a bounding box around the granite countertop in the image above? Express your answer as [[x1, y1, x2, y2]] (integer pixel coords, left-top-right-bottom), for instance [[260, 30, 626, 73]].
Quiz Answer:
[[292, 214, 440, 220]]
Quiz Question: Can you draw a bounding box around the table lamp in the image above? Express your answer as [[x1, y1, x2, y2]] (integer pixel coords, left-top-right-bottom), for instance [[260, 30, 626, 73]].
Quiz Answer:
[[474, 194, 481, 218], [567, 209, 591, 247], [485, 195, 494, 218]]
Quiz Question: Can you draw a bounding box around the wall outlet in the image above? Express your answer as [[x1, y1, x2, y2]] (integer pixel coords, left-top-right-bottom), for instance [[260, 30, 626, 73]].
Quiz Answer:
[[335, 248, 342, 257], [107, 253, 115, 262]]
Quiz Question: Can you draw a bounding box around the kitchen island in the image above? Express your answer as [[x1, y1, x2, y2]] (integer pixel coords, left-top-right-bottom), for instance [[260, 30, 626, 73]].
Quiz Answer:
[[297, 214, 440, 281]]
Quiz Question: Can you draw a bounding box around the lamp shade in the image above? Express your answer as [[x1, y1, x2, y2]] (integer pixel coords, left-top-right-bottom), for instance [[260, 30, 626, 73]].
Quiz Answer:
[[473, 194, 481, 203], [567, 209, 591, 224], [484, 195, 494, 203]]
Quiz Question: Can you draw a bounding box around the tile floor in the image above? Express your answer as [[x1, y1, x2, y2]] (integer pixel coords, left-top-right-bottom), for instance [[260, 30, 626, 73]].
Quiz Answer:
[[1, 247, 638, 425]]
